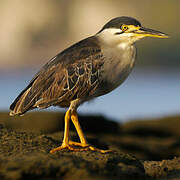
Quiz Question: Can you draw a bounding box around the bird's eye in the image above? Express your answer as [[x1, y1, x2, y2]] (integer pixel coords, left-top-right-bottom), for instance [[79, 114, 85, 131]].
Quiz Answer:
[[121, 24, 128, 31]]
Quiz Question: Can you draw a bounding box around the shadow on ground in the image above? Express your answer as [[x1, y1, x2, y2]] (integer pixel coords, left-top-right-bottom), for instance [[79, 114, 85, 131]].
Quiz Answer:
[[0, 112, 180, 179]]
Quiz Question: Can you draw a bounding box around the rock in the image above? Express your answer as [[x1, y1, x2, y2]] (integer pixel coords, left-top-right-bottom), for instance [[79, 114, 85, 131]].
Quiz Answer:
[[144, 157, 180, 179], [1, 112, 180, 179], [0, 123, 145, 180]]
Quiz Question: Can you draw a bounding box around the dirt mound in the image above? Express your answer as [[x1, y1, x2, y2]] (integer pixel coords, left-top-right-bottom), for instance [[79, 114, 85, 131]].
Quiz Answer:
[[0, 112, 180, 179]]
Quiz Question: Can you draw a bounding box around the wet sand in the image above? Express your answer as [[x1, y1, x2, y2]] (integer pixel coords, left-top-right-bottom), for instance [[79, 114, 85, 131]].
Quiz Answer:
[[0, 112, 180, 179]]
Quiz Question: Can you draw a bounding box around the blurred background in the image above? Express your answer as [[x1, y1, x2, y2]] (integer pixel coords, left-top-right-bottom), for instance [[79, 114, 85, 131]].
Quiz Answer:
[[0, 0, 179, 122]]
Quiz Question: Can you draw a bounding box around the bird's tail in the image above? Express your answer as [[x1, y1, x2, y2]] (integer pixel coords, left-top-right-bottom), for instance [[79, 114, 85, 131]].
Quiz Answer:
[[9, 81, 37, 116]]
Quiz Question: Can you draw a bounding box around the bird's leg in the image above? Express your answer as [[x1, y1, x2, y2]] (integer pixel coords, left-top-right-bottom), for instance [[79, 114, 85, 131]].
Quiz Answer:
[[50, 109, 111, 153], [50, 109, 73, 153], [70, 110, 112, 153], [50, 109, 89, 153], [69, 110, 88, 147], [62, 109, 71, 145]]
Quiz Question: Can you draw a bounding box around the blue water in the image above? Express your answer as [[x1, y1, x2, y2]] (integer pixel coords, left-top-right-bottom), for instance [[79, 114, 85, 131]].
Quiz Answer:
[[1, 68, 180, 122]]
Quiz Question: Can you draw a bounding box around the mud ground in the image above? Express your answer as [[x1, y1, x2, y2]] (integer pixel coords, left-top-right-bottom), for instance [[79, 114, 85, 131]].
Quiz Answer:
[[0, 112, 180, 180]]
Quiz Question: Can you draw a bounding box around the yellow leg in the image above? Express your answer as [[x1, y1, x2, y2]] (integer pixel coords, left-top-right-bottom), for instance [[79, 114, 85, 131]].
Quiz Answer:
[[50, 109, 112, 153], [50, 109, 71, 153], [70, 110, 112, 153], [50, 109, 88, 153], [71, 111, 88, 145]]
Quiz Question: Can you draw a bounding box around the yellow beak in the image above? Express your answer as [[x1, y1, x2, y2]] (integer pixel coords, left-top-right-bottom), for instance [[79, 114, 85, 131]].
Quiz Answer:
[[135, 27, 168, 38]]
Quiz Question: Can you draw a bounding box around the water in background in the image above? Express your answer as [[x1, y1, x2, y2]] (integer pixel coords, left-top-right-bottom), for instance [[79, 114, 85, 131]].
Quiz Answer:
[[1, 67, 180, 122]]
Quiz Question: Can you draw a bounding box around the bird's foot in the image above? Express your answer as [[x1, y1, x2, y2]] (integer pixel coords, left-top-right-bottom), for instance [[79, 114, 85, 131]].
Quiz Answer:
[[87, 145, 112, 153], [70, 140, 112, 153], [69, 140, 88, 147], [50, 141, 112, 153], [49, 143, 75, 153]]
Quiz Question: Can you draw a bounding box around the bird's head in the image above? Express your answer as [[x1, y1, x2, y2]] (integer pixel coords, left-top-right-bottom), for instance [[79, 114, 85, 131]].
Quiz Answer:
[[97, 16, 168, 47]]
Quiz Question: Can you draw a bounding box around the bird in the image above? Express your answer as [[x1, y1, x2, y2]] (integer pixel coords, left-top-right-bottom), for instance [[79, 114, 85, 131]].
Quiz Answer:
[[9, 16, 168, 153]]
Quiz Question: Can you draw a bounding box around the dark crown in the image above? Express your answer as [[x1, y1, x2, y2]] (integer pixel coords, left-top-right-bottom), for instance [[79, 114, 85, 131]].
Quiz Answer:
[[99, 16, 141, 32]]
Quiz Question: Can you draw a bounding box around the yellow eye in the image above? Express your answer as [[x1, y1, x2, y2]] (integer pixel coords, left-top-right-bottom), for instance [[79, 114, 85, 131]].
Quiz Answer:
[[121, 24, 128, 31]]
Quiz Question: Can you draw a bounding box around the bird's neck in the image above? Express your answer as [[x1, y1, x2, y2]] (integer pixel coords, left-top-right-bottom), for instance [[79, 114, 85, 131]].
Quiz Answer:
[[96, 29, 137, 48]]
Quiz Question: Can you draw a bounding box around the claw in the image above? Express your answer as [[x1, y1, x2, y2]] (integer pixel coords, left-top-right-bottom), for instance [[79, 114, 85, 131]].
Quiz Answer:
[[88, 145, 112, 153], [50, 143, 71, 153], [69, 140, 88, 147]]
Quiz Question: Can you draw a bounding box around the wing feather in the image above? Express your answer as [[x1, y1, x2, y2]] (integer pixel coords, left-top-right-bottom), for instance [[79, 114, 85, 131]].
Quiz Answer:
[[9, 36, 105, 115]]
